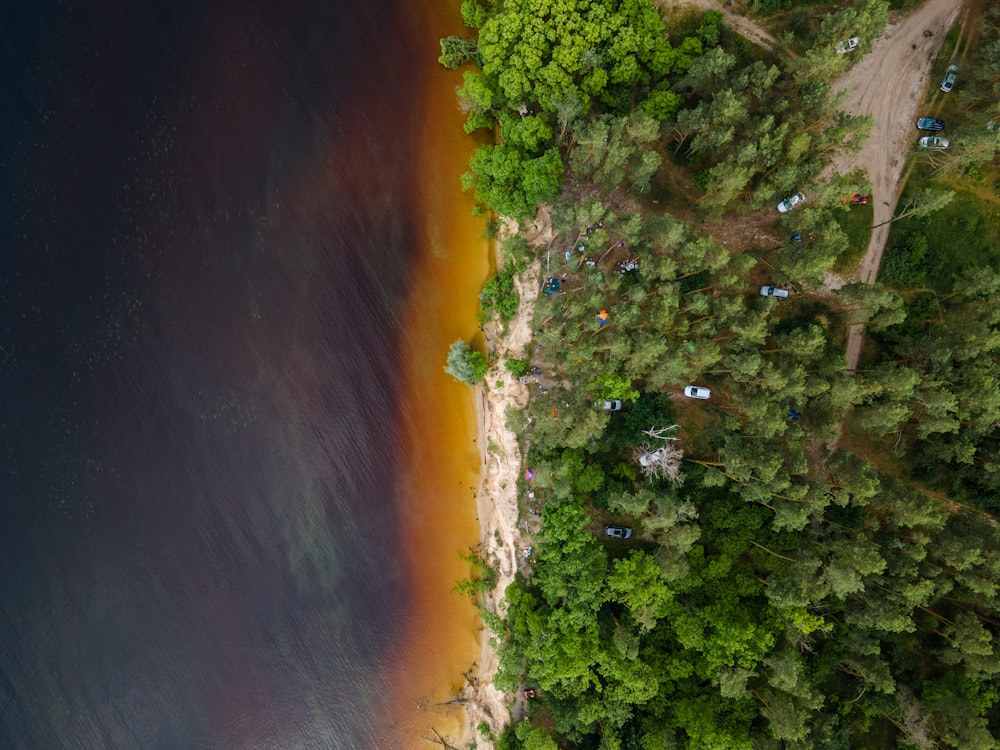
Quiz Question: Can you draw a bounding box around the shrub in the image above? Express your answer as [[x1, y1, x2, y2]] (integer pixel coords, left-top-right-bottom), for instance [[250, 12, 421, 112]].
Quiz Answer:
[[480, 267, 519, 323], [881, 231, 929, 287], [445, 340, 489, 385]]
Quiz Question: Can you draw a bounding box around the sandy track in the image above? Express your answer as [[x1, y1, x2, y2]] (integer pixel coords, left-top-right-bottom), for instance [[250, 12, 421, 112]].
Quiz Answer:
[[825, 0, 965, 370], [655, 0, 777, 49]]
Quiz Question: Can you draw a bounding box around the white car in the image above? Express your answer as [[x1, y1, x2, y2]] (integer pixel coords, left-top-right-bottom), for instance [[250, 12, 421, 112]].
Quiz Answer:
[[604, 525, 633, 539], [835, 36, 859, 54], [683, 385, 711, 400], [760, 285, 790, 299], [777, 192, 805, 213], [638, 447, 666, 467], [597, 399, 623, 411]]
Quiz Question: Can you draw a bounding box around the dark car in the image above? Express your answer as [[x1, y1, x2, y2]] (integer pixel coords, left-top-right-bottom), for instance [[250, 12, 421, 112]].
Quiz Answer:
[[604, 525, 633, 539], [790, 233, 804, 259], [916, 117, 945, 131]]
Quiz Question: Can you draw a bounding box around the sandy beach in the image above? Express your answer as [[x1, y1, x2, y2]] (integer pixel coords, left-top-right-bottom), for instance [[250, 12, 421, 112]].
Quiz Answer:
[[456, 213, 554, 748]]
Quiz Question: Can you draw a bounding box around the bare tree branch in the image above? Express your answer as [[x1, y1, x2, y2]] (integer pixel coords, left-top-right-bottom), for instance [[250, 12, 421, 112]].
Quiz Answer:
[[635, 425, 684, 484]]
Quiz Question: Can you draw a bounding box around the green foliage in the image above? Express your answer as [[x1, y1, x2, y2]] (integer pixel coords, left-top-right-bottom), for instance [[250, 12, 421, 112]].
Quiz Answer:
[[450, 3, 1000, 749], [439, 36, 479, 69], [465, 145, 563, 221], [569, 111, 663, 193], [476, 0, 682, 113], [671, 49, 872, 212], [513, 720, 558, 750], [881, 229, 933, 286], [817, 0, 889, 57], [753, 0, 792, 12], [497, 111, 554, 152], [696, 10, 724, 48], [480, 267, 520, 323], [881, 187, 1000, 293], [639, 85, 684, 122], [445, 339, 489, 385], [455, 547, 497, 603], [447, 0, 716, 217], [831, 192, 874, 272], [499, 233, 532, 267], [460, 0, 489, 29], [587, 372, 640, 403], [504, 357, 529, 378]]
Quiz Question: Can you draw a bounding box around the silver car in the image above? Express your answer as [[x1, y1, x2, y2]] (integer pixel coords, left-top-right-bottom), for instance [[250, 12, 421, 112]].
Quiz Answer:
[[777, 192, 805, 213], [919, 136, 949, 150], [940, 65, 957, 93], [760, 285, 790, 299], [604, 525, 633, 539]]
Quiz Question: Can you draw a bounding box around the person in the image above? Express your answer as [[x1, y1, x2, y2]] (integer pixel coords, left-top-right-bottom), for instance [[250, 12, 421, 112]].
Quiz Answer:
[[523, 688, 537, 699]]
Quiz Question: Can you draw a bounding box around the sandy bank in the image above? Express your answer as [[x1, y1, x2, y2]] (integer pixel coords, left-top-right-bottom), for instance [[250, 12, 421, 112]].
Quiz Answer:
[[456, 215, 553, 749]]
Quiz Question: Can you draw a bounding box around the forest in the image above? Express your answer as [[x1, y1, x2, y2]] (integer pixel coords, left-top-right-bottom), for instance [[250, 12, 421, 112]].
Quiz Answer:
[[442, 1, 1000, 748]]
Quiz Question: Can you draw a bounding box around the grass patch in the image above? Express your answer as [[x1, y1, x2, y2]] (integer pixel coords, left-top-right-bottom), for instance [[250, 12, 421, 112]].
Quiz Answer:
[[927, 21, 962, 88], [887, 0, 924, 11], [880, 185, 1000, 292], [832, 200, 874, 274]]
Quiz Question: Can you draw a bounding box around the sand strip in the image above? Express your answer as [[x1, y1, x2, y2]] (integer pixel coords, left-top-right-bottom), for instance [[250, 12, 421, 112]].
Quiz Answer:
[[457, 216, 551, 748]]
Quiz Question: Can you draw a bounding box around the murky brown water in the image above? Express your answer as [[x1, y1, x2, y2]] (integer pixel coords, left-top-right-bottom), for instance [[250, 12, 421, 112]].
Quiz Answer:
[[0, 0, 488, 747]]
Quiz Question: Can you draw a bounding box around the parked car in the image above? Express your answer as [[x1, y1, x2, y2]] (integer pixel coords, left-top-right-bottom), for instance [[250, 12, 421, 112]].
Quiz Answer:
[[617, 257, 639, 274], [604, 525, 633, 539], [790, 233, 804, 257], [597, 399, 623, 411], [835, 36, 860, 54], [639, 447, 666, 467], [919, 136, 949, 150], [940, 64, 958, 93], [777, 192, 805, 213], [916, 117, 945, 131], [760, 285, 790, 299], [683, 385, 711, 399]]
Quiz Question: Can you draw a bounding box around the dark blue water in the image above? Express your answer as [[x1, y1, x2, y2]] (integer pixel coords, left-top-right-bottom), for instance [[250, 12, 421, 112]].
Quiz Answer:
[[0, 1, 432, 746]]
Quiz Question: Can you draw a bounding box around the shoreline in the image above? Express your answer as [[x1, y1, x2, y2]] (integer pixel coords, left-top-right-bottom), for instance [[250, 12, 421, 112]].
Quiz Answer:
[[458, 218, 549, 748]]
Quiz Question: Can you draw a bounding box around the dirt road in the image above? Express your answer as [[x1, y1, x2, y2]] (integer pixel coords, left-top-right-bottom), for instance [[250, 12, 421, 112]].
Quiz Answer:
[[656, 0, 965, 368], [824, 0, 965, 370], [654, 0, 777, 50]]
